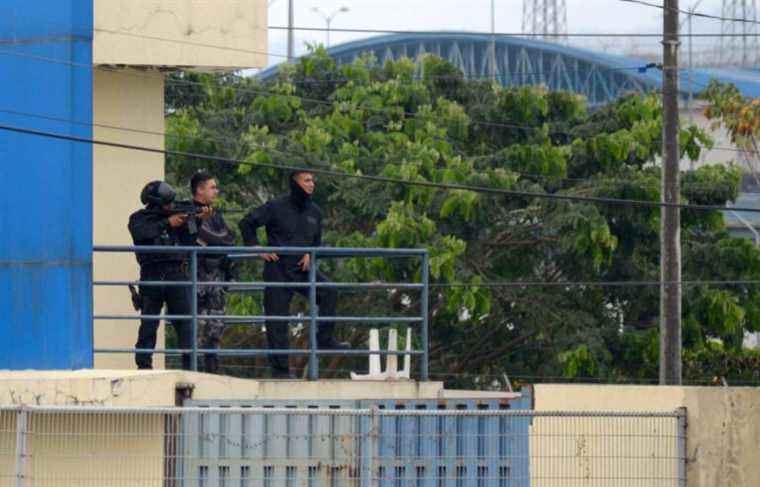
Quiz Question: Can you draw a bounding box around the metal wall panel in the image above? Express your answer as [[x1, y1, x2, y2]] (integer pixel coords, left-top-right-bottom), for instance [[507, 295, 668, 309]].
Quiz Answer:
[[0, 0, 93, 369], [183, 393, 533, 486]]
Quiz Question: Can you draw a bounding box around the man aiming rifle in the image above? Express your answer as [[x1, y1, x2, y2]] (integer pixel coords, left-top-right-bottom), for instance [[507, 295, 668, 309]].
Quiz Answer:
[[127, 180, 212, 370]]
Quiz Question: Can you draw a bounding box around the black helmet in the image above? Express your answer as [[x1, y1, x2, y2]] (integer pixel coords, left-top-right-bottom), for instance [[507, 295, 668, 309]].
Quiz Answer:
[[140, 181, 176, 207]]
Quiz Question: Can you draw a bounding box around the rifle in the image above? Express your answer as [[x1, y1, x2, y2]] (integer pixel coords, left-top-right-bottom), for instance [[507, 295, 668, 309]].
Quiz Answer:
[[169, 202, 246, 216], [151, 203, 246, 234]]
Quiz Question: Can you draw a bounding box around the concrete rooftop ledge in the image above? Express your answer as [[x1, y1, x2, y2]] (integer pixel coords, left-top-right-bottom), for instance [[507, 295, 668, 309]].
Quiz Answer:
[[0, 370, 520, 406]]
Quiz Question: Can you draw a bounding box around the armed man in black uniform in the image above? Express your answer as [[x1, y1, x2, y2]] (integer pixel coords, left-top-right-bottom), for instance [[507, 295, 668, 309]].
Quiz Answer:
[[239, 170, 348, 378], [128, 181, 211, 370], [190, 172, 236, 374]]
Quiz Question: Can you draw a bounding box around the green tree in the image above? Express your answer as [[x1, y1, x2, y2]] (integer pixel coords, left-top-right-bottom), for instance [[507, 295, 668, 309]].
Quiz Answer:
[[163, 48, 759, 386]]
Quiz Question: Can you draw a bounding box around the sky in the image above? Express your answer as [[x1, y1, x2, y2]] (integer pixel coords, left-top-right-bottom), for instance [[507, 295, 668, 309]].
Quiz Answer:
[[262, 0, 734, 68]]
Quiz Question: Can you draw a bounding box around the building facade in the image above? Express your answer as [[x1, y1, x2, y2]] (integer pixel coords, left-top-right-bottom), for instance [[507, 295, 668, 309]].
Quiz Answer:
[[0, 0, 268, 370]]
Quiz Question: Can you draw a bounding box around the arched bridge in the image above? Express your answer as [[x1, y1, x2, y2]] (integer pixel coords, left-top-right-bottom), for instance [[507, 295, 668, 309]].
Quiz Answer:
[[259, 33, 760, 105]]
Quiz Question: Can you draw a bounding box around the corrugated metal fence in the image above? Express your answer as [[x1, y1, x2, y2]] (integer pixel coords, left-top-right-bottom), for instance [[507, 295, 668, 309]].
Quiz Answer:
[[0, 405, 686, 486]]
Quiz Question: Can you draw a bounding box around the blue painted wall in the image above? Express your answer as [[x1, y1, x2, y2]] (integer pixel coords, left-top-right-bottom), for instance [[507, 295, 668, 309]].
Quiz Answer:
[[0, 1, 93, 369]]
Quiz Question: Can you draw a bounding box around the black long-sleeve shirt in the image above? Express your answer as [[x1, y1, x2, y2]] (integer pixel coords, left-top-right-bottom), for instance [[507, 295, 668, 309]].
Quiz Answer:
[[239, 194, 323, 257], [127, 208, 198, 267]]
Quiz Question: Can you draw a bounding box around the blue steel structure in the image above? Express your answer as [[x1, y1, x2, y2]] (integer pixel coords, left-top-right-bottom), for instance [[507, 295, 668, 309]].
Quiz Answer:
[[93, 245, 430, 380], [0, 1, 93, 369], [258, 33, 760, 103]]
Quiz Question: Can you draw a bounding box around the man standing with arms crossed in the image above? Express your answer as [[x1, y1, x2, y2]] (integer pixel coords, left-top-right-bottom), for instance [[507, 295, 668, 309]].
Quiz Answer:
[[239, 170, 348, 378]]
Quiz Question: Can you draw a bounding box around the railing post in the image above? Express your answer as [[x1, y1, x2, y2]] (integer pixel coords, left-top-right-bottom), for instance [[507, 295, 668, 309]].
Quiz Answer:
[[308, 250, 319, 380], [14, 406, 28, 487], [190, 249, 199, 372], [677, 407, 688, 487], [367, 406, 379, 487], [421, 252, 430, 382]]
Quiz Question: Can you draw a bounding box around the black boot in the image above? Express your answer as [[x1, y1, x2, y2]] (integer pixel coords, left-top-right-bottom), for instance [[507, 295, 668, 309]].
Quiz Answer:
[[205, 354, 219, 374]]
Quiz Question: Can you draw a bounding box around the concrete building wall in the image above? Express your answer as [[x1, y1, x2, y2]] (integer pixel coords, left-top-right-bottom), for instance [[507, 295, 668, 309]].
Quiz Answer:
[[0, 0, 268, 372], [0, 370, 449, 407], [533, 384, 760, 487], [0, 372, 516, 486], [0, 410, 165, 487], [89, 0, 269, 371], [93, 0, 268, 69], [27, 413, 165, 487], [93, 70, 166, 370]]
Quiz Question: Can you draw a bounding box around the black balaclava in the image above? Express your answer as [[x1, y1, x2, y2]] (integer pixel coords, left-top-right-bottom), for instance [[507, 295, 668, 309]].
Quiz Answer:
[[289, 171, 311, 209]]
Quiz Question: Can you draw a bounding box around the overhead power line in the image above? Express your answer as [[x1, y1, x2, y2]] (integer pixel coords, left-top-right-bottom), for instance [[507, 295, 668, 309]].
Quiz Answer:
[[431, 279, 760, 288], [3, 113, 749, 292], [2, 121, 759, 215], [4, 43, 743, 154], [1, 41, 757, 162], [92, 23, 760, 42], [619, 0, 760, 25], [268, 24, 760, 37], [1, 29, 753, 147], [0, 45, 665, 137], [0, 105, 751, 196], [94, 28, 289, 59]]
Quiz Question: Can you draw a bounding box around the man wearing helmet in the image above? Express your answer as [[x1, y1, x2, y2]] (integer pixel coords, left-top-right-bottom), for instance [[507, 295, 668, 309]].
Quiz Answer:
[[239, 170, 348, 379], [128, 180, 210, 370]]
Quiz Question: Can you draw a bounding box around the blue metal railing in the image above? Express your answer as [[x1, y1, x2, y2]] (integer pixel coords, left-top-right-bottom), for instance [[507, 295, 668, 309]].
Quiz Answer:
[[93, 245, 430, 380]]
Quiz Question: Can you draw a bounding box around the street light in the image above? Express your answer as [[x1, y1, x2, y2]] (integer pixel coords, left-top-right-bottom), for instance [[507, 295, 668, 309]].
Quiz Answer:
[[311, 5, 350, 48]]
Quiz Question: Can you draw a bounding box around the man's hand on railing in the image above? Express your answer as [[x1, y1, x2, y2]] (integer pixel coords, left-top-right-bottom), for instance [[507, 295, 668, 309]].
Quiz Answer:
[[298, 254, 310, 272], [260, 251, 279, 262]]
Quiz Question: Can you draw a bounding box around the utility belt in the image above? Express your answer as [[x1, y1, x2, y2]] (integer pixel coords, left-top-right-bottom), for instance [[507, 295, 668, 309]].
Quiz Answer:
[[131, 261, 189, 311], [140, 260, 189, 279]]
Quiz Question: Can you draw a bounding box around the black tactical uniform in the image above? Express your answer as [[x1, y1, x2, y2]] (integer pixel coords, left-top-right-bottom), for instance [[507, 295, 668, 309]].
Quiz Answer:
[[128, 181, 198, 370], [239, 176, 343, 377], [194, 199, 235, 374]]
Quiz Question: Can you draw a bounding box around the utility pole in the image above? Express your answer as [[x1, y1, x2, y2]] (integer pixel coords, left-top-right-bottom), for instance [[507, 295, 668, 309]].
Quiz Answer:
[[287, 0, 294, 62], [660, 0, 682, 385]]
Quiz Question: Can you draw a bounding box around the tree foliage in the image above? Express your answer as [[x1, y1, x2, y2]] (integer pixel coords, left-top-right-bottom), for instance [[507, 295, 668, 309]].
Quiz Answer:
[[164, 50, 759, 385]]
